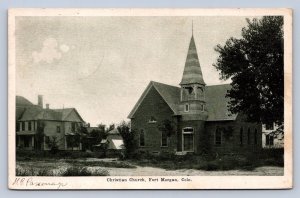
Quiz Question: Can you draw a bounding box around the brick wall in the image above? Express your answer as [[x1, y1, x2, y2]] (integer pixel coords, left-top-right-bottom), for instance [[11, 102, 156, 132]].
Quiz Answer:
[[131, 86, 177, 154]]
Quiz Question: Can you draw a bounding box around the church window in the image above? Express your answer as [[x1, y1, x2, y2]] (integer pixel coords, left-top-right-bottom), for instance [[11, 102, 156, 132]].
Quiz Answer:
[[182, 127, 194, 152], [184, 104, 189, 112], [140, 129, 145, 147], [148, 116, 157, 123], [254, 129, 258, 145], [200, 104, 204, 111], [240, 127, 243, 145], [215, 128, 222, 145], [161, 130, 168, 147], [247, 128, 251, 144]]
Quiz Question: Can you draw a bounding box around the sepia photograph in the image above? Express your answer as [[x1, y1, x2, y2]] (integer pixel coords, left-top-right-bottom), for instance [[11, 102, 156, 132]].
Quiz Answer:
[[8, 8, 292, 189]]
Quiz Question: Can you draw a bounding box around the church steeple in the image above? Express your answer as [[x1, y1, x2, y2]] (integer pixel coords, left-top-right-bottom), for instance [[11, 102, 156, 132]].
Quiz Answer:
[[180, 34, 205, 85]]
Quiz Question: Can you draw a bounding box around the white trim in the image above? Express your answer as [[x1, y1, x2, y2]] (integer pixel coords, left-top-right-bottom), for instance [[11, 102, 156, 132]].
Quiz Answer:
[[182, 127, 194, 152]]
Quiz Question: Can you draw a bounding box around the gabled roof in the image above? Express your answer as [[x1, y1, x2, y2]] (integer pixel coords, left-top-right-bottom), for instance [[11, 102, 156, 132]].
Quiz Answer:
[[16, 96, 34, 107], [18, 107, 84, 122], [127, 81, 180, 119], [128, 81, 237, 121], [180, 35, 205, 85]]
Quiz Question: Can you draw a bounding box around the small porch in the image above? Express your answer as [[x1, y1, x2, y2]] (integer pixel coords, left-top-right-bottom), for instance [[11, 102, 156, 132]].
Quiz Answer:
[[16, 131, 35, 150]]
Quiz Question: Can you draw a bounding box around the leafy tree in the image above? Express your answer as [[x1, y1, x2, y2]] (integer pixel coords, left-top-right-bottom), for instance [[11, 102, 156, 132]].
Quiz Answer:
[[45, 136, 60, 154], [106, 124, 115, 132], [214, 16, 283, 125], [118, 121, 137, 158]]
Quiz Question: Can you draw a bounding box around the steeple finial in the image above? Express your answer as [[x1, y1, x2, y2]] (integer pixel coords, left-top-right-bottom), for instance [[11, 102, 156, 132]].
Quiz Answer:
[[192, 20, 194, 36]]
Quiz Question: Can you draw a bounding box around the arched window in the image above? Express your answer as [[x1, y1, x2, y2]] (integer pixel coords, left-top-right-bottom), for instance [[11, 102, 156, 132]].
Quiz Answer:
[[247, 128, 251, 145], [240, 127, 243, 145], [215, 127, 222, 145], [161, 130, 168, 147], [139, 129, 145, 147], [254, 129, 258, 145]]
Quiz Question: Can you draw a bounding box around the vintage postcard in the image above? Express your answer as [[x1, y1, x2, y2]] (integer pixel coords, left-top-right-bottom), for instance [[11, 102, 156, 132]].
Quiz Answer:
[[8, 8, 292, 189]]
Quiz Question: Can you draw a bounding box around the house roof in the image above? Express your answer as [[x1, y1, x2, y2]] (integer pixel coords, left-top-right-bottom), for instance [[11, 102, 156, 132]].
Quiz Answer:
[[107, 128, 120, 135], [18, 106, 84, 122], [180, 35, 205, 85], [128, 81, 237, 121], [16, 96, 34, 107]]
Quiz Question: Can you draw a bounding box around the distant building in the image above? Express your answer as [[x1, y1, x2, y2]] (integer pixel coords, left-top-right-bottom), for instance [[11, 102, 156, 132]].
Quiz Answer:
[[262, 122, 284, 148], [128, 33, 262, 155], [16, 95, 85, 151]]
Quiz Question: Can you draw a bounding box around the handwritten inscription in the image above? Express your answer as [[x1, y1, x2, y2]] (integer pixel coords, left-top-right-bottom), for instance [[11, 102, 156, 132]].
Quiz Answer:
[[12, 178, 68, 189]]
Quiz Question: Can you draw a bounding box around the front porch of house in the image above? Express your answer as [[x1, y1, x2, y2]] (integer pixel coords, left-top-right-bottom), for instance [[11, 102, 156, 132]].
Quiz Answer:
[[16, 132, 35, 150]]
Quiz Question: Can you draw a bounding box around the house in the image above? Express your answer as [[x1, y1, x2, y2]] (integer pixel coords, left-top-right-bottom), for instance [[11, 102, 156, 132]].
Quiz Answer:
[[262, 122, 284, 148], [16, 95, 85, 151], [128, 33, 262, 155]]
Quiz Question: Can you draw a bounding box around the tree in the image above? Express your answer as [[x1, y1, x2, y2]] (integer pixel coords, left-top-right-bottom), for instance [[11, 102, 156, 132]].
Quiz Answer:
[[117, 121, 137, 158], [35, 121, 45, 150], [45, 136, 60, 154], [214, 16, 283, 125]]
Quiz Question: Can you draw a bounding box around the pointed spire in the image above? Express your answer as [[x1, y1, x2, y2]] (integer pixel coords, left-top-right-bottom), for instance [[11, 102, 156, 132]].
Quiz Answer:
[[180, 27, 205, 85]]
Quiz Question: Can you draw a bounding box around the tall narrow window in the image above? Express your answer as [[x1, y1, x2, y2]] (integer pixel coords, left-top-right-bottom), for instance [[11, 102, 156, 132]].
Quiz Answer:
[[254, 129, 258, 145], [22, 122, 25, 131], [266, 134, 274, 146], [71, 122, 76, 132], [215, 128, 222, 145], [200, 104, 204, 112], [16, 122, 20, 132], [28, 122, 32, 131], [240, 127, 243, 145], [184, 104, 189, 112], [57, 126, 61, 133], [161, 131, 168, 147], [247, 128, 251, 145], [140, 129, 145, 147]]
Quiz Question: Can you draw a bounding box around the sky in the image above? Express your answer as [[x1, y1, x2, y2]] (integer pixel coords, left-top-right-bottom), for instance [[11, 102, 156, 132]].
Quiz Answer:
[[15, 16, 250, 126]]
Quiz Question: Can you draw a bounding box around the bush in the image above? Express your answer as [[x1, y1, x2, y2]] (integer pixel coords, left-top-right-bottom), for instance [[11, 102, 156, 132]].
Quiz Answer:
[[16, 166, 54, 176], [62, 166, 109, 176]]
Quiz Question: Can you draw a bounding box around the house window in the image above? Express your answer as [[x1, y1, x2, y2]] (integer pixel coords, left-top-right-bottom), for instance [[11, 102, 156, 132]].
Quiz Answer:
[[28, 122, 32, 131], [240, 127, 243, 145], [215, 128, 222, 145], [161, 131, 168, 147], [184, 104, 189, 112], [71, 123, 76, 132], [265, 122, 274, 130], [266, 134, 274, 146], [57, 126, 61, 133], [247, 128, 251, 145], [149, 116, 157, 123], [140, 129, 145, 147], [21, 122, 25, 131], [254, 129, 258, 145], [16, 122, 20, 132]]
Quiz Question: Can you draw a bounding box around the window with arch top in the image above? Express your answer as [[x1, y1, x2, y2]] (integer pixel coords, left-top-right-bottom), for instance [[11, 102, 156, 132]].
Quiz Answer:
[[139, 129, 145, 147]]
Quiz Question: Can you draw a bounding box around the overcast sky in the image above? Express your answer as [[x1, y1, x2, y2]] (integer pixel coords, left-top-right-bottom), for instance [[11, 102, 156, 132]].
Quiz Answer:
[[15, 16, 250, 126]]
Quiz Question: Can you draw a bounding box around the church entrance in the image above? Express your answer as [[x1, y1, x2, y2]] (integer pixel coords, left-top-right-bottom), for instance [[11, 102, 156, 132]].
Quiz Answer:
[[182, 127, 194, 152]]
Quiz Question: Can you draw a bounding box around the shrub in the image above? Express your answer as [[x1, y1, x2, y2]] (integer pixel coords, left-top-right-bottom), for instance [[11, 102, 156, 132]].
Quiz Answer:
[[62, 166, 110, 176]]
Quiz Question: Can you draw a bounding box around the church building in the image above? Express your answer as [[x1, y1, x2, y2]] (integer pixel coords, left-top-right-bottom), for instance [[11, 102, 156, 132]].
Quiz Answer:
[[128, 33, 262, 155]]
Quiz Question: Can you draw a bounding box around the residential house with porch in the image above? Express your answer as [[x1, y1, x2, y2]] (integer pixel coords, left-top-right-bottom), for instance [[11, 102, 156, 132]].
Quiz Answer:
[[16, 95, 85, 151]]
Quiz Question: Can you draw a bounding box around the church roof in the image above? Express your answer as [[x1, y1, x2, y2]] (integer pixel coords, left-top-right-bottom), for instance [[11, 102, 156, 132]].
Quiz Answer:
[[16, 95, 34, 106], [180, 35, 205, 85], [127, 81, 237, 121]]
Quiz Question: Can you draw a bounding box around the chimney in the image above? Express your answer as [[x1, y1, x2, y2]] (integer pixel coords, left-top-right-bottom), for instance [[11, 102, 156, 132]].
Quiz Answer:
[[38, 95, 43, 108], [46, 104, 50, 109]]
